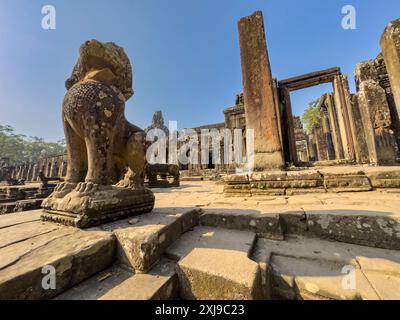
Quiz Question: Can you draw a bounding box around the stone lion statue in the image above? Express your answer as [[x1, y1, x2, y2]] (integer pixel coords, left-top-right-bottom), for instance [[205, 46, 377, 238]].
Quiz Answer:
[[57, 39, 146, 194], [42, 40, 154, 228]]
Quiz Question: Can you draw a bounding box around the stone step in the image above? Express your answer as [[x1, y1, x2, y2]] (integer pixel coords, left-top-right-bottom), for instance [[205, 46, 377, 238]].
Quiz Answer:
[[200, 207, 400, 250], [55, 259, 178, 300], [166, 226, 263, 300], [99, 208, 201, 273], [0, 210, 116, 300], [252, 236, 400, 300]]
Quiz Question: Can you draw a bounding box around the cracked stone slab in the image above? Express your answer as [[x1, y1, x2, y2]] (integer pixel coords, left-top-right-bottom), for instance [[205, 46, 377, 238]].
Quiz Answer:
[[254, 237, 357, 266], [100, 208, 200, 272], [0, 209, 42, 229], [167, 226, 262, 300], [56, 259, 178, 300], [100, 259, 178, 300], [0, 220, 63, 248], [254, 236, 400, 300], [270, 255, 380, 300], [0, 222, 115, 300], [361, 271, 400, 300]]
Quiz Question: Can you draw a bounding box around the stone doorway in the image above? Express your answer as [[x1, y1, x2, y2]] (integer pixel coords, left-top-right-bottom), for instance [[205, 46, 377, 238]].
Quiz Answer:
[[277, 67, 357, 165]]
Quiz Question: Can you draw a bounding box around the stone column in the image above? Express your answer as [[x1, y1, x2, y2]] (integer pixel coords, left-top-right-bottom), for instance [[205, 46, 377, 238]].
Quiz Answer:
[[280, 86, 297, 164], [320, 107, 336, 160], [325, 93, 344, 159], [358, 80, 397, 165], [26, 164, 33, 182], [349, 94, 369, 164], [381, 19, 400, 119], [313, 123, 328, 161], [333, 75, 356, 162], [46, 160, 52, 177], [375, 54, 400, 155], [31, 164, 38, 182], [238, 11, 284, 171], [307, 134, 317, 161], [21, 164, 28, 181]]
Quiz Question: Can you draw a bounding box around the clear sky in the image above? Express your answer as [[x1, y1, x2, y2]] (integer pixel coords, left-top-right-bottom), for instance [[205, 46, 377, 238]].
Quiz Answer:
[[1, 0, 400, 141]]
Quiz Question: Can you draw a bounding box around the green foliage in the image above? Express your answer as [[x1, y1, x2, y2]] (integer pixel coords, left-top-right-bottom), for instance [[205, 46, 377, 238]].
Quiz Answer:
[[301, 99, 321, 134], [0, 124, 65, 164]]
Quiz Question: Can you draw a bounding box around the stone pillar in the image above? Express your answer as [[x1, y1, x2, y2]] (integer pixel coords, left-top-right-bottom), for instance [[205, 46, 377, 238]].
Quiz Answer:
[[350, 94, 369, 164], [46, 160, 52, 177], [280, 86, 297, 164], [320, 106, 336, 160], [50, 161, 59, 178], [31, 164, 38, 182], [358, 80, 397, 165], [334, 75, 357, 161], [307, 134, 317, 161], [375, 53, 400, 155], [381, 19, 400, 119], [26, 164, 33, 182], [59, 160, 68, 178], [21, 164, 28, 181], [238, 11, 284, 171], [325, 93, 344, 159], [313, 123, 328, 161]]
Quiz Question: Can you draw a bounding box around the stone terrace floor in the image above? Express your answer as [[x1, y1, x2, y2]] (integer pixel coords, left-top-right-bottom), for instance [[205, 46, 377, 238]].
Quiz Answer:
[[155, 180, 400, 218]]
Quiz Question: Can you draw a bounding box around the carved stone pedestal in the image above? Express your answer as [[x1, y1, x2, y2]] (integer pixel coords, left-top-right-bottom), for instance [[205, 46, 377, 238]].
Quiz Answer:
[[41, 185, 155, 228]]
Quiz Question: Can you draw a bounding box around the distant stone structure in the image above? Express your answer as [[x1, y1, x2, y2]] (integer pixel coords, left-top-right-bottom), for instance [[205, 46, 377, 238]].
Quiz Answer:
[[293, 117, 309, 162], [41, 40, 155, 228], [145, 163, 180, 188], [145, 110, 169, 135]]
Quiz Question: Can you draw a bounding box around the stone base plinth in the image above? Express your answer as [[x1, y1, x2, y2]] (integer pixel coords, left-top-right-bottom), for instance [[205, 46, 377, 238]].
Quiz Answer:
[[41, 185, 155, 228], [223, 169, 400, 196], [224, 171, 325, 196]]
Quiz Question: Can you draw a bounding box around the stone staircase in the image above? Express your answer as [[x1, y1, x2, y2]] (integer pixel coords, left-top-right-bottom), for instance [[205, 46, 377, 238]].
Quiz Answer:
[[1, 206, 399, 300], [57, 206, 400, 300]]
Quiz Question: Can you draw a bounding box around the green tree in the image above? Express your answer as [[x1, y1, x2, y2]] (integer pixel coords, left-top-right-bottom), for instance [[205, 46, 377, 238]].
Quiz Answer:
[[301, 99, 321, 134], [0, 125, 66, 164]]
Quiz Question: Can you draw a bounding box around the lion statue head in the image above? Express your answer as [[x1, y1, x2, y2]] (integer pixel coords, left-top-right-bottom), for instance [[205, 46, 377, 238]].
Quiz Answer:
[[65, 39, 134, 100]]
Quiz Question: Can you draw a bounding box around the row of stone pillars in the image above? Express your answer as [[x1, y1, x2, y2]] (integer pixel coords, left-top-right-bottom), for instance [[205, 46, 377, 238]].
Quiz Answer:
[[238, 11, 400, 170], [9, 155, 67, 182]]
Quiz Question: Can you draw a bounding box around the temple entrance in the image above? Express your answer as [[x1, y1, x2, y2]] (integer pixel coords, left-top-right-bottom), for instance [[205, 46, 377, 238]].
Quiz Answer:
[[277, 67, 356, 165]]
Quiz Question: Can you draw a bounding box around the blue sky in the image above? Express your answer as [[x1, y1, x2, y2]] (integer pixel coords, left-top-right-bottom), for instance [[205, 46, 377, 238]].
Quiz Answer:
[[1, 0, 400, 141]]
